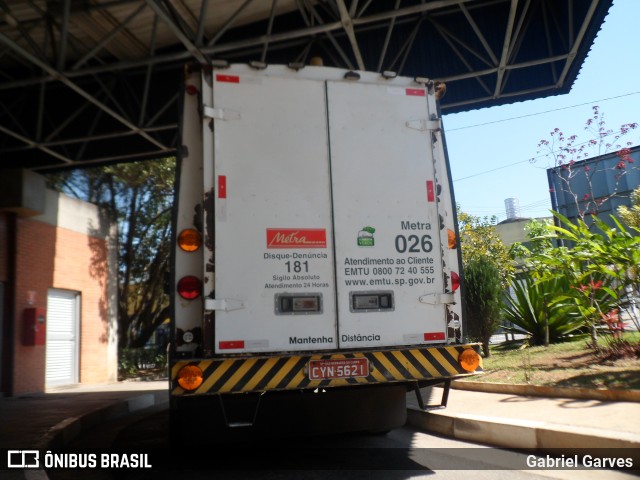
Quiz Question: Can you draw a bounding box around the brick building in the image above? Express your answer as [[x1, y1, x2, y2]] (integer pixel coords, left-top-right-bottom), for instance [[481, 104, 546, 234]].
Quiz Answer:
[[0, 171, 117, 396]]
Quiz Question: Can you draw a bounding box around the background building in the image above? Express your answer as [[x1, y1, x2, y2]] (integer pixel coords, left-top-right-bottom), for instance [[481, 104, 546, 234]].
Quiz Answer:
[[547, 145, 640, 228], [494, 197, 551, 251], [0, 171, 117, 396]]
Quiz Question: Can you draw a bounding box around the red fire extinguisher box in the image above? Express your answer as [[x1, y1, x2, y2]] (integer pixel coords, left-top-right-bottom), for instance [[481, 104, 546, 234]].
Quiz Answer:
[[22, 307, 46, 346]]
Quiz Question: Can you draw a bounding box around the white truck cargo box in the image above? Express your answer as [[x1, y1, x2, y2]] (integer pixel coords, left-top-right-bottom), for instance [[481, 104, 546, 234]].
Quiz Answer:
[[170, 64, 480, 439], [207, 67, 449, 354]]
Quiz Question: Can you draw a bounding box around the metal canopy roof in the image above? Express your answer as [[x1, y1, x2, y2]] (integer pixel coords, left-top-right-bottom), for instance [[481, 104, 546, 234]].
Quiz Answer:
[[0, 0, 613, 171]]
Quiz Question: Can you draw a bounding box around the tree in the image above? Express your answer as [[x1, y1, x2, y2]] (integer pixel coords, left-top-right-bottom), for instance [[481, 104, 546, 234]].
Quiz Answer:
[[464, 257, 503, 357], [47, 158, 176, 348], [457, 208, 513, 289], [534, 106, 638, 224]]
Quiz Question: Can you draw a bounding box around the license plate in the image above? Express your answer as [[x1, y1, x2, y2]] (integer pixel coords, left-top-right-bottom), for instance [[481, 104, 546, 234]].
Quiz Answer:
[[308, 358, 369, 380]]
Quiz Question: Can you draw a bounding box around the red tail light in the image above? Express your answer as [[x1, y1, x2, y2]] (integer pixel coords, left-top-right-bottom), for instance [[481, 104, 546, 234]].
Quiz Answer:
[[177, 276, 202, 300], [451, 271, 460, 292]]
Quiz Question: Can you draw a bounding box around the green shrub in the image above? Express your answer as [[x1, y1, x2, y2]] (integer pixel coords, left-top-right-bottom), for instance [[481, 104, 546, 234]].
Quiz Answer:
[[465, 256, 503, 357]]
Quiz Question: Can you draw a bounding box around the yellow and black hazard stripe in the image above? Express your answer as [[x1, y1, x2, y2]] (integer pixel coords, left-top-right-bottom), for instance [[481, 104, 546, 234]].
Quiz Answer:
[[171, 344, 482, 396]]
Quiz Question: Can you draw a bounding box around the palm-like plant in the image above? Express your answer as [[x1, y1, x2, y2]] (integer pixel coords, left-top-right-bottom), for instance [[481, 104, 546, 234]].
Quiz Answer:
[[502, 275, 583, 346]]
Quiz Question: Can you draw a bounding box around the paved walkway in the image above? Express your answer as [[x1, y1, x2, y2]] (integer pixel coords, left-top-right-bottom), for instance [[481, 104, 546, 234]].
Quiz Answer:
[[0, 381, 168, 450], [406, 385, 640, 450]]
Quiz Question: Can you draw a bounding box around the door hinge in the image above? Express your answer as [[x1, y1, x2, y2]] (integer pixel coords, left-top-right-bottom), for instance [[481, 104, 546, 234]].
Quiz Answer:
[[205, 298, 245, 311], [419, 293, 455, 305], [406, 118, 441, 132], [204, 106, 241, 121]]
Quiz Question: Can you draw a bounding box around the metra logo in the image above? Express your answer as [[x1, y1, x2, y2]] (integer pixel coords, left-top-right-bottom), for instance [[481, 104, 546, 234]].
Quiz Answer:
[[267, 229, 327, 249]]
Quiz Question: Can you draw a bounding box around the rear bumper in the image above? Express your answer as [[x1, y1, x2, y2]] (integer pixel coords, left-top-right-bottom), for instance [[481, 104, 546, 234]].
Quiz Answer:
[[170, 344, 482, 396]]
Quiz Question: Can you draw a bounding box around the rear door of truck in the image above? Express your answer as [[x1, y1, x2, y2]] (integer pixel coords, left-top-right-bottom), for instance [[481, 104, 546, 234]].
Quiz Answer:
[[210, 71, 338, 354], [210, 70, 447, 354], [327, 80, 447, 349]]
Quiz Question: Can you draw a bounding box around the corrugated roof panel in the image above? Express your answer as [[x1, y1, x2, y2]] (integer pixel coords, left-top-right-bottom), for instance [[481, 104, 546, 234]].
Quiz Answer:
[[0, 0, 615, 169]]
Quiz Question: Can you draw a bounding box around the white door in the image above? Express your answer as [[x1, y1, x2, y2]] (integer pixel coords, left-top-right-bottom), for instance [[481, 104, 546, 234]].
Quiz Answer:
[[327, 81, 447, 348], [211, 71, 338, 354], [46, 289, 79, 387]]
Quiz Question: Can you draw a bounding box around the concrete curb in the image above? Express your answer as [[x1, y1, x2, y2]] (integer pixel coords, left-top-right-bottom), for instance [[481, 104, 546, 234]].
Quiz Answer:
[[36, 390, 167, 450], [452, 380, 640, 403], [406, 407, 640, 450]]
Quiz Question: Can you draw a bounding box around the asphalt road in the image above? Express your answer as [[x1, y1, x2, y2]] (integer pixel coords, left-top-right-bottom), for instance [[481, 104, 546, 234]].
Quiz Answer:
[[45, 404, 637, 480]]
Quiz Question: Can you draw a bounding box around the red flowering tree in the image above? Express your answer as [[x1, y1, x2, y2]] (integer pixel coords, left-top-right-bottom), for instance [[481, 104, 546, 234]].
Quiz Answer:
[[535, 106, 638, 225]]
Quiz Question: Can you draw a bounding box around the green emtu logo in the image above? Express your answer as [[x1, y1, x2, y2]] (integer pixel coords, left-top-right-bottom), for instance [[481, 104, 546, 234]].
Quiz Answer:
[[357, 226, 375, 247]]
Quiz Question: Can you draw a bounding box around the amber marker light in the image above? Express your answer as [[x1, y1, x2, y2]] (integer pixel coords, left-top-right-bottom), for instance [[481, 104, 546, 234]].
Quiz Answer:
[[178, 228, 202, 252], [447, 229, 457, 249], [177, 365, 204, 391], [458, 348, 481, 372]]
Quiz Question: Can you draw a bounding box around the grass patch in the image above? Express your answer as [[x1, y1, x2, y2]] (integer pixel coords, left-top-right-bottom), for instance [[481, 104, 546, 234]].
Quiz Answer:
[[466, 332, 640, 390]]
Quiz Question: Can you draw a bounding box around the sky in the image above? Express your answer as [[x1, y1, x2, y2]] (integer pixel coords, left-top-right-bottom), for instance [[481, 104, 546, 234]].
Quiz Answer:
[[441, 0, 640, 223]]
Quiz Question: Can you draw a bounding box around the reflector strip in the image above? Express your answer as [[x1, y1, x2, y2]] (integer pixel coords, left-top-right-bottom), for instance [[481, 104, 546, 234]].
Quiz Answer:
[[390, 350, 423, 379], [430, 349, 462, 375], [216, 74, 240, 83], [195, 361, 235, 394], [276, 357, 309, 390], [171, 345, 482, 396], [371, 353, 402, 381], [420, 349, 451, 377], [406, 88, 426, 96], [405, 350, 441, 377], [270, 356, 302, 388], [254, 357, 289, 391], [220, 357, 260, 392], [218, 175, 227, 198], [424, 332, 446, 341], [426, 181, 435, 202], [219, 340, 244, 349], [241, 358, 277, 391]]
